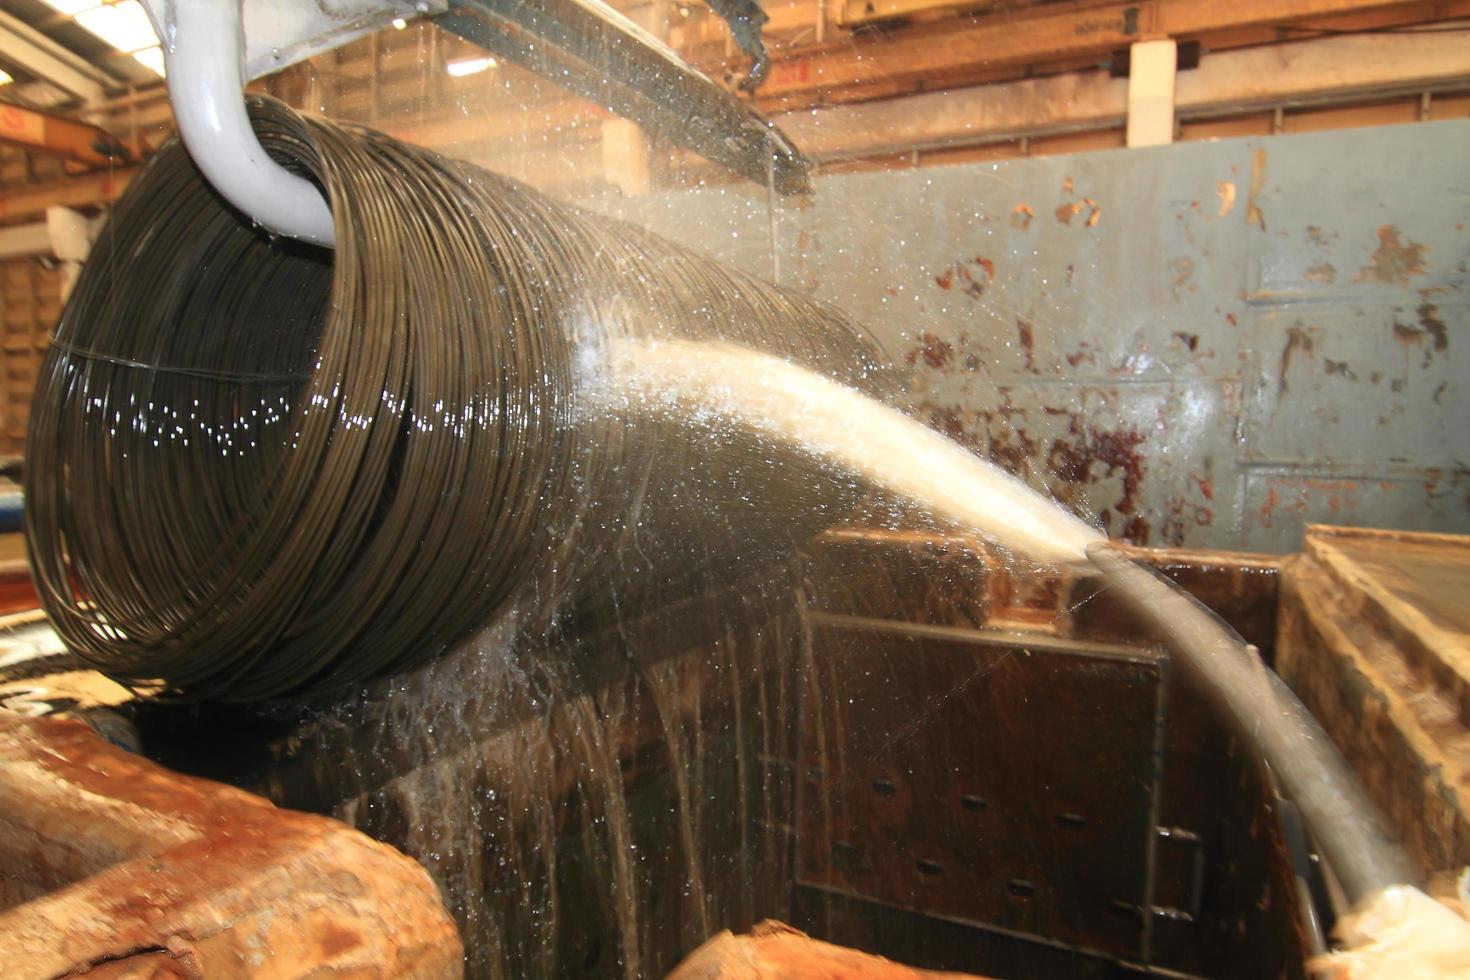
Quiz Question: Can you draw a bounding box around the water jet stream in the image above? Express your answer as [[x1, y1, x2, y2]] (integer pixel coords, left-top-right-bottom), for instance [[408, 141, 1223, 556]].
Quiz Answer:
[[593, 337, 1104, 569]]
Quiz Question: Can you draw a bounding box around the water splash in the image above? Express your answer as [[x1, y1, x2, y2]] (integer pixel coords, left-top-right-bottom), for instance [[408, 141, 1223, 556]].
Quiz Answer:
[[590, 337, 1105, 569]]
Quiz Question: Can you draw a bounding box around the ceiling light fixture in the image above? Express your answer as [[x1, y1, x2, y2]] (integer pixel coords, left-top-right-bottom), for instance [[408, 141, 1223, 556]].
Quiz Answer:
[[37, 0, 163, 75], [446, 56, 497, 77]]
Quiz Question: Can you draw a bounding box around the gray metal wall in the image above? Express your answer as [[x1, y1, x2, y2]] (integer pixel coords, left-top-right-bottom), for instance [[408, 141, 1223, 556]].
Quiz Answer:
[[587, 119, 1470, 553]]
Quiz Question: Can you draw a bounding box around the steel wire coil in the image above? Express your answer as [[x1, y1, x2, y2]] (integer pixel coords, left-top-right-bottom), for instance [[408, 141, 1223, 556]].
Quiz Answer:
[[25, 98, 890, 701]]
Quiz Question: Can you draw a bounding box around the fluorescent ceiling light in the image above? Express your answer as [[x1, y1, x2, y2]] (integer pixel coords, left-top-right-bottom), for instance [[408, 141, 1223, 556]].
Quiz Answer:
[[132, 44, 164, 77], [391, 17, 407, 29], [447, 56, 496, 77], [74, 0, 157, 53]]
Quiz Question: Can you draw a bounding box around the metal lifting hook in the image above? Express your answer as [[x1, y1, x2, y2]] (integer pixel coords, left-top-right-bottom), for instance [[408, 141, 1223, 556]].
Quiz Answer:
[[139, 0, 380, 248]]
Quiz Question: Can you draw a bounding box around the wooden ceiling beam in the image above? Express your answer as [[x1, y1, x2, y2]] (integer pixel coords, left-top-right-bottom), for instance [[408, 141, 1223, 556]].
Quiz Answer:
[[773, 29, 1470, 162], [0, 103, 135, 169], [747, 0, 1459, 109], [0, 169, 133, 223]]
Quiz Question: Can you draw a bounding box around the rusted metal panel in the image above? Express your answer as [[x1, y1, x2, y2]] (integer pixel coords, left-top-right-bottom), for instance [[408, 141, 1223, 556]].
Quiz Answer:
[[1069, 544, 1283, 661], [586, 120, 1470, 554], [796, 617, 1164, 961], [794, 529, 1313, 978]]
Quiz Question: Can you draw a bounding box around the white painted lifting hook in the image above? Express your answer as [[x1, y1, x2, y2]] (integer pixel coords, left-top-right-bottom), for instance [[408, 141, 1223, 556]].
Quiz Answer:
[[151, 0, 336, 247]]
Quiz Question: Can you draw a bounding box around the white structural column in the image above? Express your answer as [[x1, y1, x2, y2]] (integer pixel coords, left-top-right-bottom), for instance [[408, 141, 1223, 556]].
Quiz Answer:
[[601, 117, 653, 196], [1126, 39, 1178, 148], [46, 206, 95, 302]]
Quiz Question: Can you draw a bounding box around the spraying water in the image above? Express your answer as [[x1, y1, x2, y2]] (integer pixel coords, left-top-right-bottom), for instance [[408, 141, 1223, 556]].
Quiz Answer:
[[591, 337, 1105, 569]]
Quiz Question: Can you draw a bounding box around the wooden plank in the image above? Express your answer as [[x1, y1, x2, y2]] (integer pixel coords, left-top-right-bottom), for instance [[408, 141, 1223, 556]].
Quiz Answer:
[[0, 103, 134, 169], [760, 0, 1438, 106], [0, 169, 134, 223], [1277, 525, 1470, 873], [774, 30, 1470, 161], [669, 920, 990, 979]]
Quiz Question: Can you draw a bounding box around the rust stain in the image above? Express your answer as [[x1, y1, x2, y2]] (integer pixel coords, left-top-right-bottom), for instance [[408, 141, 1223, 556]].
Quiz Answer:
[[1046, 417, 1148, 520], [1303, 262, 1336, 284], [1172, 331, 1199, 353], [1323, 359, 1356, 380], [956, 261, 985, 300], [1064, 344, 1096, 368], [936, 257, 994, 299], [1216, 180, 1236, 218], [905, 332, 955, 370], [915, 401, 1150, 545], [1010, 204, 1034, 230], [1393, 321, 1428, 371], [1193, 473, 1215, 501], [1258, 487, 1279, 528], [1159, 495, 1210, 546], [1063, 176, 1074, 194], [917, 393, 1034, 478], [1170, 256, 1195, 295], [1015, 317, 1036, 372], [1054, 198, 1101, 227], [1417, 301, 1449, 352], [1246, 148, 1267, 231], [1277, 324, 1316, 395], [1357, 225, 1430, 285]]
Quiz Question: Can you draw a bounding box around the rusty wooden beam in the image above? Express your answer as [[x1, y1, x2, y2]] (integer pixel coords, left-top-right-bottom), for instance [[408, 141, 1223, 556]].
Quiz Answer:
[[0, 169, 134, 223], [0, 714, 463, 977], [0, 102, 134, 169], [753, 0, 1448, 108]]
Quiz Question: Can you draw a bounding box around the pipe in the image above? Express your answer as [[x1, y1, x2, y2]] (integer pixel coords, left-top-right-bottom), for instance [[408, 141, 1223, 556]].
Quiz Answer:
[[158, 0, 335, 247], [1085, 542, 1420, 904]]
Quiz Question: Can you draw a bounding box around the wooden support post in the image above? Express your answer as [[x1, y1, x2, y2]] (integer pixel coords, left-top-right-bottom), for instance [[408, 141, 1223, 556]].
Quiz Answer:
[[1127, 39, 1177, 148]]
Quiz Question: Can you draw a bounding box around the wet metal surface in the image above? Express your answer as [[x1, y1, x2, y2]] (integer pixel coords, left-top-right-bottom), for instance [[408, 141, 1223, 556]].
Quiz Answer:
[[796, 618, 1163, 961], [3, 532, 1315, 978], [794, 531, 1312, 979], [589, 120, 1470, 554]]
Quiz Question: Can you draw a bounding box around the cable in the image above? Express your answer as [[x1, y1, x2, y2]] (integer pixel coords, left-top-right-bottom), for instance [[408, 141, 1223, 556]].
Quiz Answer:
[[25, 97, 890, 701]]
